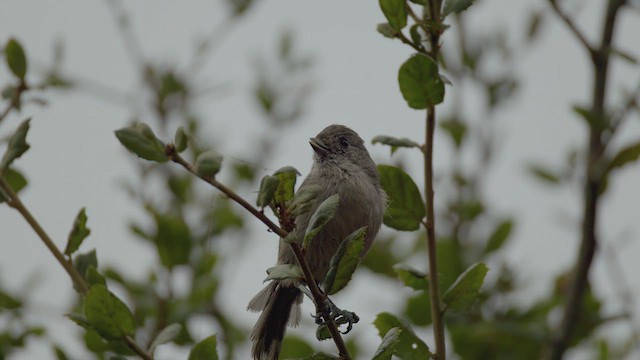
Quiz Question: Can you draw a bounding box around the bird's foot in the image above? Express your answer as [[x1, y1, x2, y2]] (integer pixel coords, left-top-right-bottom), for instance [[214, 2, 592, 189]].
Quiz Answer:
[[312, 298, 359, 334]]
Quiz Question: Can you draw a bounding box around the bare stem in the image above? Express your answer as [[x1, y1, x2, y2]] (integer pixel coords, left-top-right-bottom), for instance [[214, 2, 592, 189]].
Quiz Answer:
[[423, 1, 445, 359], [548, 0, 596, 56], [165, 145, 351, 359], [0, 177, 88, 294], [548, 0, 626, 359], [0, 177, 154, 360], [424, 105, 445, 360]]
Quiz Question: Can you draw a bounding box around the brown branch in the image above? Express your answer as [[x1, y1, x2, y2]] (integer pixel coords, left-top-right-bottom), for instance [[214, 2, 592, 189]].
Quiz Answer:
[[397, 31, 427, 54], [424, 105, 445, 360], [424, 1, 445, 359], [165, 145, 352, 359], [0, 177, 154, 360], [548, 0, 596, 56], [0, 177, 88, 294], [548, 0, 627, 359]]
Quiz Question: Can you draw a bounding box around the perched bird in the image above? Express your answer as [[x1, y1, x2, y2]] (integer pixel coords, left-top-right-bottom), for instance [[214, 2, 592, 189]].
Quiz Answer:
[[248, 124, 386, 360]]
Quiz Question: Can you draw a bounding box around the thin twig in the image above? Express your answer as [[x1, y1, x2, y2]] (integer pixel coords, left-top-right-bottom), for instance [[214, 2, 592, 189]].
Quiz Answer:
[[424, 1, 446, 359], [548, 0, 596, 55], [424, 105, 445, 360], [397, 31, 427, 54], [405, 3, 429, 34], [0, 177, 88, 293], [165, 145, 352, 359], [548, 0, 627, 359], [0, 177, 154, 360], [104, 0, 146, 68], [187, 16, 238, 75]]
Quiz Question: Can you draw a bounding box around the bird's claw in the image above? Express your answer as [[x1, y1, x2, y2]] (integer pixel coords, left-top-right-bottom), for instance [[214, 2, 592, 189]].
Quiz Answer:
[[312, 299, 359, 334]]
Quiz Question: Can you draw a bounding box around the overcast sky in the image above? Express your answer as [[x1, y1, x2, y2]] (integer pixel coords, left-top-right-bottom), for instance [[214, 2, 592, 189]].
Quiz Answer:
[[1, 1, 640, 359]]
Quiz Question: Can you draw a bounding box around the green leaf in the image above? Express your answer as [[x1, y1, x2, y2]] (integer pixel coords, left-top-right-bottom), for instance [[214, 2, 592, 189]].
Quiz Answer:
[[84, 285, 135, 340], [484, 220, 513, 255], [54, 346, 70, 360], [377, 23, 397, 39], [67, 312, 92, 330], [373, 312, 432, 359], [0, 289, 22, 310], [256, 175, 280, 208], [607, 141, 640, 173], [323, 226, 366, 295], [64, 208, 91, 256], [315, 324, 332, 341], [404, 291, 431, 326], [188, 335, 219, 360], [152, 212, 191, 268], [5, 38, 28, 80], [114, 123, 168, 162], [288, 184, 322, 218], [0, 167, 27, 203], [377, 165, 425, 231], [528, 164, 562, 184], [1, 118, 31, 170], [195, 150, 223, 178], [279, 335, 314, 359], [439, 119, 467, 148], [379, 0, 407, 31], [526, 10, 544, 43], [409, 24, 422, 45], [442, 0, 475, 17], [86, 266, 106, 287], [303, 194, 340, 248], [573, 105, 608, 131], [149, 323, 181, 353], [398, 54, 445, 109], [372, 327, 402, 360], [265, 264, 303, 281], [272, 166, 300, 206], [174, 126, 188, 152], [442, 262, 488, 313], [74, 249, 98, 281], [393, 264, 428, 291], [372, 135, 420, 155]]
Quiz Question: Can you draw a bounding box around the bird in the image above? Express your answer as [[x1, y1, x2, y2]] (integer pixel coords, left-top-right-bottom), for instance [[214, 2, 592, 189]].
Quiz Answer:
[[247, 124, 386, 360]]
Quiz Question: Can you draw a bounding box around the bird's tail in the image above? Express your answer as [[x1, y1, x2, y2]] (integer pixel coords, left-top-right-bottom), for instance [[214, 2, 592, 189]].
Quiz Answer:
[[248, 282, 303, 360]]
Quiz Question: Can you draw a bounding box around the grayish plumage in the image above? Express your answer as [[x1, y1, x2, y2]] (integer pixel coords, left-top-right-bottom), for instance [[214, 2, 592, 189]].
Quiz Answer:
[[248, 124, 386, 360]]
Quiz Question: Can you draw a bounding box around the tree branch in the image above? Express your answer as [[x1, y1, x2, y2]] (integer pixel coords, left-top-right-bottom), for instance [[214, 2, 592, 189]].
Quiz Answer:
[[424, 1, 445, 359], [548, 0, 627, 359], [165, 145, 352, 359], [0, 176, 154, 360], [0, 177, 88, 294], [548, 0, 596, 56]]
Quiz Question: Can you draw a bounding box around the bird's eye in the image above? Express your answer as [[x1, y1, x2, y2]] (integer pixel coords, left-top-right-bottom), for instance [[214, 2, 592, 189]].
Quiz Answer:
[[339, 137, 349, 148]]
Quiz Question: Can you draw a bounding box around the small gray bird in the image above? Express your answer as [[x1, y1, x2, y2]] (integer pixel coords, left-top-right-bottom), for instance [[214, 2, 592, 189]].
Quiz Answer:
[[247, 124, 386, 360]]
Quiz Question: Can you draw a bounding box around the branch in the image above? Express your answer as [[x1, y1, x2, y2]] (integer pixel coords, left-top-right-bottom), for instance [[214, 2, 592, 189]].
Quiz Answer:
[[397, 31, 427, 54], [0, 177, 154, 360], [0, 177, 88, 294], [165, 145, 352, 359], [548, 0, 596, 56], [424, 1, 445, 359], [549, 0, 627, 359]]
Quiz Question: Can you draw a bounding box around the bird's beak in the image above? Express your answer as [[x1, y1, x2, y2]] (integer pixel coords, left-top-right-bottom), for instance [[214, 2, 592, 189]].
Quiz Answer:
[[309, 137, 330, 156]]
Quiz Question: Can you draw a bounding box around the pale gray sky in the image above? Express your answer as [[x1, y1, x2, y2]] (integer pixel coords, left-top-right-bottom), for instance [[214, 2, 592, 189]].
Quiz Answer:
[[1, 1, 639, 359]]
